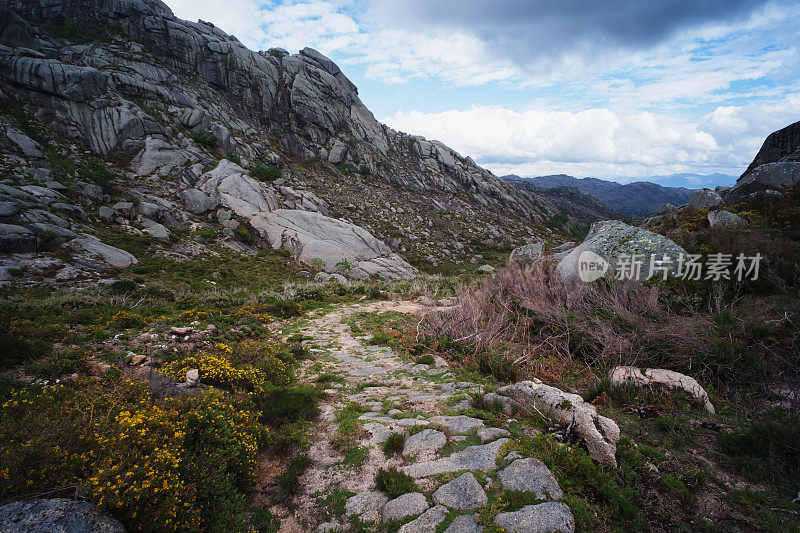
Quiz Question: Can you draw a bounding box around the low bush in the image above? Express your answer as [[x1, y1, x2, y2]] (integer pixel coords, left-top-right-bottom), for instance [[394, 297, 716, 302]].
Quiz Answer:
[[374, 467, 417, 499], [252, 160, 281, 181], [382, 433, 406, 456]]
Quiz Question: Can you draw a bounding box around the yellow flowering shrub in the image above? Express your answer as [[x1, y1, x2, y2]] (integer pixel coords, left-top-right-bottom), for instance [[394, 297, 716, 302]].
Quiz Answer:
[[172, 309, 212, 322], [162, 353, 276, 392], [0, 380, 267, 532], [88, 311, 149, 334], [233, 304, 273, 323]]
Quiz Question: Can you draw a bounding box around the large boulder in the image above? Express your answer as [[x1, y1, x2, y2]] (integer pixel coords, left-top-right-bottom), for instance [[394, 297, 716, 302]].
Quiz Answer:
[[5, 127, 44, 158], [688, 188, 722, 209], [74, 235, 138, 268], [131, 136, 198, 176], [0, 498, 124, 533], [250, 209, 417, 279], [487, 380, 620, 467], [510, 242, 544, 265], [198, 159, 278, 219], [556, 220, 687, 282], [0, 54, 107, 102], [707, 209, 744, 228], [493, 502, 575, 533]]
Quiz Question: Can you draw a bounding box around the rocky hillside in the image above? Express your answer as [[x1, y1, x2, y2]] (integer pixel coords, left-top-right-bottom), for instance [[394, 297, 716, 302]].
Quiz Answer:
[[512, 174, 694, 216], [502, 175, 622, 224], [0, 0, 563, 282]]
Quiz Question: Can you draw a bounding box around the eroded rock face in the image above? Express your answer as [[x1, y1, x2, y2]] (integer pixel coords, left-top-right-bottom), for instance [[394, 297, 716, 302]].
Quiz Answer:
[[609, 366, 715, 414], [250, 209, 417, 279], [198, 159, 278, 218], [556, 220, 687, 282], [726, 162, 800, 203], [488, 380, 620, 467]]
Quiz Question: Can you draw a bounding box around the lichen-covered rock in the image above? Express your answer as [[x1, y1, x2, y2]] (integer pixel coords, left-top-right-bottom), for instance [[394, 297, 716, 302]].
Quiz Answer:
[[74, 235, 138, 268], [556, 220, 687, 282], [444, 514, 481, 533], [382, 493, 429, 521], [491, 380, 620, 466], [707, 209, 744, 228], [432, 472, 487, 510], [609, 366, 715, 413], [398, 505, 448, 533], [0, 498, 124, 533], [498, 458, 563, 500], [403, 428, 447, 459], [402, 438, 508, 477], [345, 491, 387, 522], [493, 502, 575, 533], [182, 188, 218, 214], [510, 242, 544, 265]]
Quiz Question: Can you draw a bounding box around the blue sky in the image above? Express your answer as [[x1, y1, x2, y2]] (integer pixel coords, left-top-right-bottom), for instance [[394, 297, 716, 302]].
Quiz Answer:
[[163, 0, 800, 184]]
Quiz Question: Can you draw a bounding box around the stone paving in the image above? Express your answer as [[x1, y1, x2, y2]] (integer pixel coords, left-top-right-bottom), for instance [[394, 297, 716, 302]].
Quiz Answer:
[[274, 300, 575, 532]]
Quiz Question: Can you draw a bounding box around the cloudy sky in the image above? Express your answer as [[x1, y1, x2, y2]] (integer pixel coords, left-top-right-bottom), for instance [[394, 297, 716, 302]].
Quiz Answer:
[[163, 0, 800, 184]]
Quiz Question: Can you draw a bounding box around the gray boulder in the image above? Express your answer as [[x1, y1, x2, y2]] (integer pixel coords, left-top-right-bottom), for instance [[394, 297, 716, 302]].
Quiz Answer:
[[432, 472, 487, 510], [493, 502, 575, 533], [182, 189, 218, 214], [489, 380, 619, 467], [0, 498, 124, 533], [6, 127, 44, 158], [98, 206, 115, 222], [428, 415, 484, 434], [556, 220, 687, 282], [510, 242, 544, 265], [0, 55, 106, 102], [402, 439, 508, 478], [143, 223, 170, 241], [477, 264, 495, 273], [138, 201, 162, 220], [250, 209, 417, 279], [198, 159, 277, 218], [382, 492, 429, 521], [498, 458, 563, 500], [132, 136, 197, 176], [0, 223, 37, 252], [688, 189, 722, 209], [74, 235, 138, 268], [707, 209, 744, 228]]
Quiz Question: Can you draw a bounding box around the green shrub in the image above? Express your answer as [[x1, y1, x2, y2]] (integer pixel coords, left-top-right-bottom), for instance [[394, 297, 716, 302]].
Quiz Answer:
[[191, 130, 217, 150], [344, 446, 369, 467], [273, 455, 310, 503], [382, 432, 406, 456], [79, 158, 116, 191], [374, 467, 417, 499], [370, 331, 391, 345], [252, 160, 281, 181], [255, 384, 321, 427], [109, 279, 137, 294], [225, 151, 241, 164], [250, 507, 281, 532], [414, 354, 434, 365]]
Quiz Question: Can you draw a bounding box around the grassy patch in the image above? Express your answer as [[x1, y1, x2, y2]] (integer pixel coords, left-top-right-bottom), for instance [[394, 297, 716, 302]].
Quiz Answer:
[[273, 455, 310, 503], [374, 467, 417, 499], [344, 446, 370, 467], [382, 432, 406, 456], [332, 402, 368, 451]]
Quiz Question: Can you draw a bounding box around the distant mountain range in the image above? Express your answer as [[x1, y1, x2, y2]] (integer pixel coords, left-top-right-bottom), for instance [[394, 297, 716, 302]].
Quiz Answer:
[[502, 174, 706, 217], [645, 172, 737, 188]]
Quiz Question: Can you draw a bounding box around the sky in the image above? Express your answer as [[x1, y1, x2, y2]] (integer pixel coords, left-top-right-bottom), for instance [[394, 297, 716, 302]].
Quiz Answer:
[[162, 0, 800, 184]]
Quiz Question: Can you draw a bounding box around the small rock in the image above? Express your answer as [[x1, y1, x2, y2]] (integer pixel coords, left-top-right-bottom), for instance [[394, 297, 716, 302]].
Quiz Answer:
[[498, 458, 563, 500], [403, 429, 447, 458], [444, 514, 481, 533], [476, 427, 511, 443], [477, 264, 495, 273], [432, 472, 487, 510], [382, 492, 429, 521], [129, 355, 147, 366], [186, 368, 200, 387], [171, 326, 193, 335], [98, 206, 115, 222], [398, 505, 448, 533], [345, 492, 388, 522], [429, 415, 484, 434], [388, 409, 402, 417], [493, 502, 575, 533]]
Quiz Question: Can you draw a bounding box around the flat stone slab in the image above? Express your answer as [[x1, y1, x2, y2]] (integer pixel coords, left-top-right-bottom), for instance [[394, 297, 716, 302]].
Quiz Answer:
[[402, 439, 508, 478], [345, 491, 387, 522], [359, 413, 394, 424], [382, 492, 429, 521], [398, 505, 448, 533], [363, 422, 392, 444], [429, 415, 484, 433], [403, 429, 447, 459], [494, 502, 575, 533], [476, 427, 511, 442], [432, 472, 487, 510], [396, 418, 429, 428], [444, 514, 481, 533], [498, 459, 563, 500]]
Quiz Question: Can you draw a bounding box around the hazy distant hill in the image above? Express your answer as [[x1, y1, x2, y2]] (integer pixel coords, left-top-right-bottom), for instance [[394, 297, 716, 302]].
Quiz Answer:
[[646, 172, 737, 188], [505, 174, 695, 216]]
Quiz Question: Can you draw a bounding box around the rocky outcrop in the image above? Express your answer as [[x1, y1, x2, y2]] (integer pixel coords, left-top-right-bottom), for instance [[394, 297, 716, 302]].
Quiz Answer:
[[609, 366, 715, 414], [0, 498, 124, 533], [251, 209, 417, 279], [556, 220, 687, 282], [485, 380, 620, 467], [727, 120, 800, 203], [688, 188, 722, 209], [509, 242, 544, 265], [198, 159, 278, 218]]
